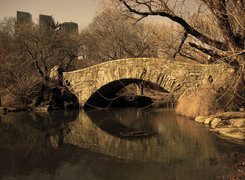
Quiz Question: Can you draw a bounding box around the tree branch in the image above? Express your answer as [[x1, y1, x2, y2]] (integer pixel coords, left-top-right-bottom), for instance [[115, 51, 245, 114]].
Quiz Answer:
[[189, 42, 222, 59], [120, 0, 228, 51], [173, 31, 188, 59], [189, 42, 240, 68], [24, 43, 45, 78]]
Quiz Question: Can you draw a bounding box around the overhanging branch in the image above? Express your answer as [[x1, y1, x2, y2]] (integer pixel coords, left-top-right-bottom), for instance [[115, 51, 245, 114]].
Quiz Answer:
[[120, 0, 228, 51], [189, 42, 222, 59]]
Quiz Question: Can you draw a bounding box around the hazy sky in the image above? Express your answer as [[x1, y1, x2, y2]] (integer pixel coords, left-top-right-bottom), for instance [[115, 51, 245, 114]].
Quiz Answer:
[[0, 0, 102, 30]]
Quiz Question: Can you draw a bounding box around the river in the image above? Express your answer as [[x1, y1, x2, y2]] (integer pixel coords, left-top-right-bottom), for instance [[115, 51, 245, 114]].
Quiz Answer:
[[0, 108, 244, 180]]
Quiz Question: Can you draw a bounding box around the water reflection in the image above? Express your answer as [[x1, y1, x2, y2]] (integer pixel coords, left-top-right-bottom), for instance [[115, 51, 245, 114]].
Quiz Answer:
[[0, 109, 244, 180], [86, 108, 158, 138], [65, 109, 227, 162]]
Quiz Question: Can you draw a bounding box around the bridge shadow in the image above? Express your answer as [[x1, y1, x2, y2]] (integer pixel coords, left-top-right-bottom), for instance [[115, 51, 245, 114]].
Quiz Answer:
[[84, 78, 169, 108]]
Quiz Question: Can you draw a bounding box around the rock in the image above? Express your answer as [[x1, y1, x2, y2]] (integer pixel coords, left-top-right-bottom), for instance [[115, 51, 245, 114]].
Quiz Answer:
[[229, 118, 245, 128], [211, 111, 245, 120], [214, 128, 245, 140], [34, 105, 52, 112], [50, 65, 63, 83], [204, 117, 213, 125], [195, 116, 207, 123], [211, 118, 222, 128], [33, 83, 79, 111]]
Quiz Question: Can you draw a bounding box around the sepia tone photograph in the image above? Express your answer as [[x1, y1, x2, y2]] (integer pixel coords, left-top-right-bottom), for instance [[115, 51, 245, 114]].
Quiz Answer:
[[0, 0, 244, 179]]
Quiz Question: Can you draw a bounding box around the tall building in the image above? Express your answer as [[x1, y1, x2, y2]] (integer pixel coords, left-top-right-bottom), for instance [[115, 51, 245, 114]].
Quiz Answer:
[[16, 11, 32, 26], [39, 14, 55, 31], [60, 22, 78, 35]]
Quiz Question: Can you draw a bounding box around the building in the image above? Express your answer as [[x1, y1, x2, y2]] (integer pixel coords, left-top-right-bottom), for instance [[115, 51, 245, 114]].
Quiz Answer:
[[60, 22, 78, 35], [16, 11, 32, 26], [39, 14, 55, 31]]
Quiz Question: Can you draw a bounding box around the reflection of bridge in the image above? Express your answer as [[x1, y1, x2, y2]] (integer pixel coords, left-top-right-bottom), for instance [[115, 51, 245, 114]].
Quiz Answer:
[[0, 110, 228, 178], [63, 58, 233, 107], [0, 110, 220, 164], [64, 110, 220, 163]]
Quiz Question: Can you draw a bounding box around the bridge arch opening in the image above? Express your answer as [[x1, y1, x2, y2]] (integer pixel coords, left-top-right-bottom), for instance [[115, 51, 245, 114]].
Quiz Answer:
[[84, 78, 170, 109]]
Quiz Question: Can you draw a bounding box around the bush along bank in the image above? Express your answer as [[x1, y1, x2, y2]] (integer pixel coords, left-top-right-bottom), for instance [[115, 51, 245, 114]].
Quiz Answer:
[[0, 65, 80, 113]]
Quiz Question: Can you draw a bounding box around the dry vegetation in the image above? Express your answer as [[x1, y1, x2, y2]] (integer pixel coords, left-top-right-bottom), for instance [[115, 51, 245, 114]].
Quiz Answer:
[[175, 86, 217, 118]]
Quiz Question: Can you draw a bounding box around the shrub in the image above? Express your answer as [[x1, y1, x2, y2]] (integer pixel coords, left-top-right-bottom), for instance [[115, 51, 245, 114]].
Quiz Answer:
[[175, 86, 218, 118]]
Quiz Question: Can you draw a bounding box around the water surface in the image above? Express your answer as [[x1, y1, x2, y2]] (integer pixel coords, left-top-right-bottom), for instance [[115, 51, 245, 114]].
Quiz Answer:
[[0, 108, 244, 180]]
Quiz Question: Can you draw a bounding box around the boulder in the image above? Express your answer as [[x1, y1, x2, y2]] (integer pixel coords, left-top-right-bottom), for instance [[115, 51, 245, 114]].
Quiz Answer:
[[214, 128, 245, 140], [50, 65, 63, 83], [195, 116, 207, 123], [211, 118, 222, 128], [204, 117, 213, 125], [211, 112, 245, 120], [33, 83, 79, 111], [229, 118, 245, 128], [34, 105, 51, 112]]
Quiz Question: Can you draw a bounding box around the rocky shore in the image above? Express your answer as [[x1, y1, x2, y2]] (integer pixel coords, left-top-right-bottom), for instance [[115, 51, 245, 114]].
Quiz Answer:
[[195, 112, 245, 142]]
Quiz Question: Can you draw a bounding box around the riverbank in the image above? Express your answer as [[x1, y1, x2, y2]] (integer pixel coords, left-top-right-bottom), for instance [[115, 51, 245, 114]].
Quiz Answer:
[[195, 111, 245, 142], [185, 111, 245, 179]]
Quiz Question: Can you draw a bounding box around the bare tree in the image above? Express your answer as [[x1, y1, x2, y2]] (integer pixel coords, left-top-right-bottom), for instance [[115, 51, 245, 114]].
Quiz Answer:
[[0, 17, 81, 106], [79, 7, 158, 65], [117, 0, 244, 67], [114, 0, 244, 110]]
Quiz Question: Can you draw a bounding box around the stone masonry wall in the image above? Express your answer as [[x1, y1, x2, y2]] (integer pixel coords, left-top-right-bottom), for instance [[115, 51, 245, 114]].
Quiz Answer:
[[63, 58, 234, 107]]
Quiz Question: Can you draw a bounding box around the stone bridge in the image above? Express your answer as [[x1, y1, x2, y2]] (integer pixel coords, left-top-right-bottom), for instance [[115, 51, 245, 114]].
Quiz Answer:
[[63, 58, 234, 107]]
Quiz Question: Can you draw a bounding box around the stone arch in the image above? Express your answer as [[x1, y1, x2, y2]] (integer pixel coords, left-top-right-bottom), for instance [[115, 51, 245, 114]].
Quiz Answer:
[[84, 78, 169, 108], [63, 58, 232, 107]]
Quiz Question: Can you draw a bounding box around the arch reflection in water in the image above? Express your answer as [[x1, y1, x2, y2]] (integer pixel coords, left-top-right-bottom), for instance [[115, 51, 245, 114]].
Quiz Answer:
[[85, 108, 158, 139], [65, 109, 226, 166]]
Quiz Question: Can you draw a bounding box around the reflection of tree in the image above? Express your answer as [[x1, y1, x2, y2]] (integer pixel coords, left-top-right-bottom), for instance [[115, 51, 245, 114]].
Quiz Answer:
[[0, 110, 79, 177]]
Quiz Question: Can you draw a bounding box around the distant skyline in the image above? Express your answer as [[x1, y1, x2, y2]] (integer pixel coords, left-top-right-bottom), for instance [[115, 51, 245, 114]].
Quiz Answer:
[[0, 0, 103, 30]]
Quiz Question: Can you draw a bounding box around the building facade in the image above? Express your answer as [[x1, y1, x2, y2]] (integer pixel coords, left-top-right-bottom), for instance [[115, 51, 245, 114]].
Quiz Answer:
[[39, 14, 55, 31], [16, 11, 32, 26], [60, 22, 78, 35]]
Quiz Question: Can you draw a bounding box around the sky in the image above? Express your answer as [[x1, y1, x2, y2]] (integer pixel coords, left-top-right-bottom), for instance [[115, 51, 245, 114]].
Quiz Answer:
[[0, 0, 103, 30]]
